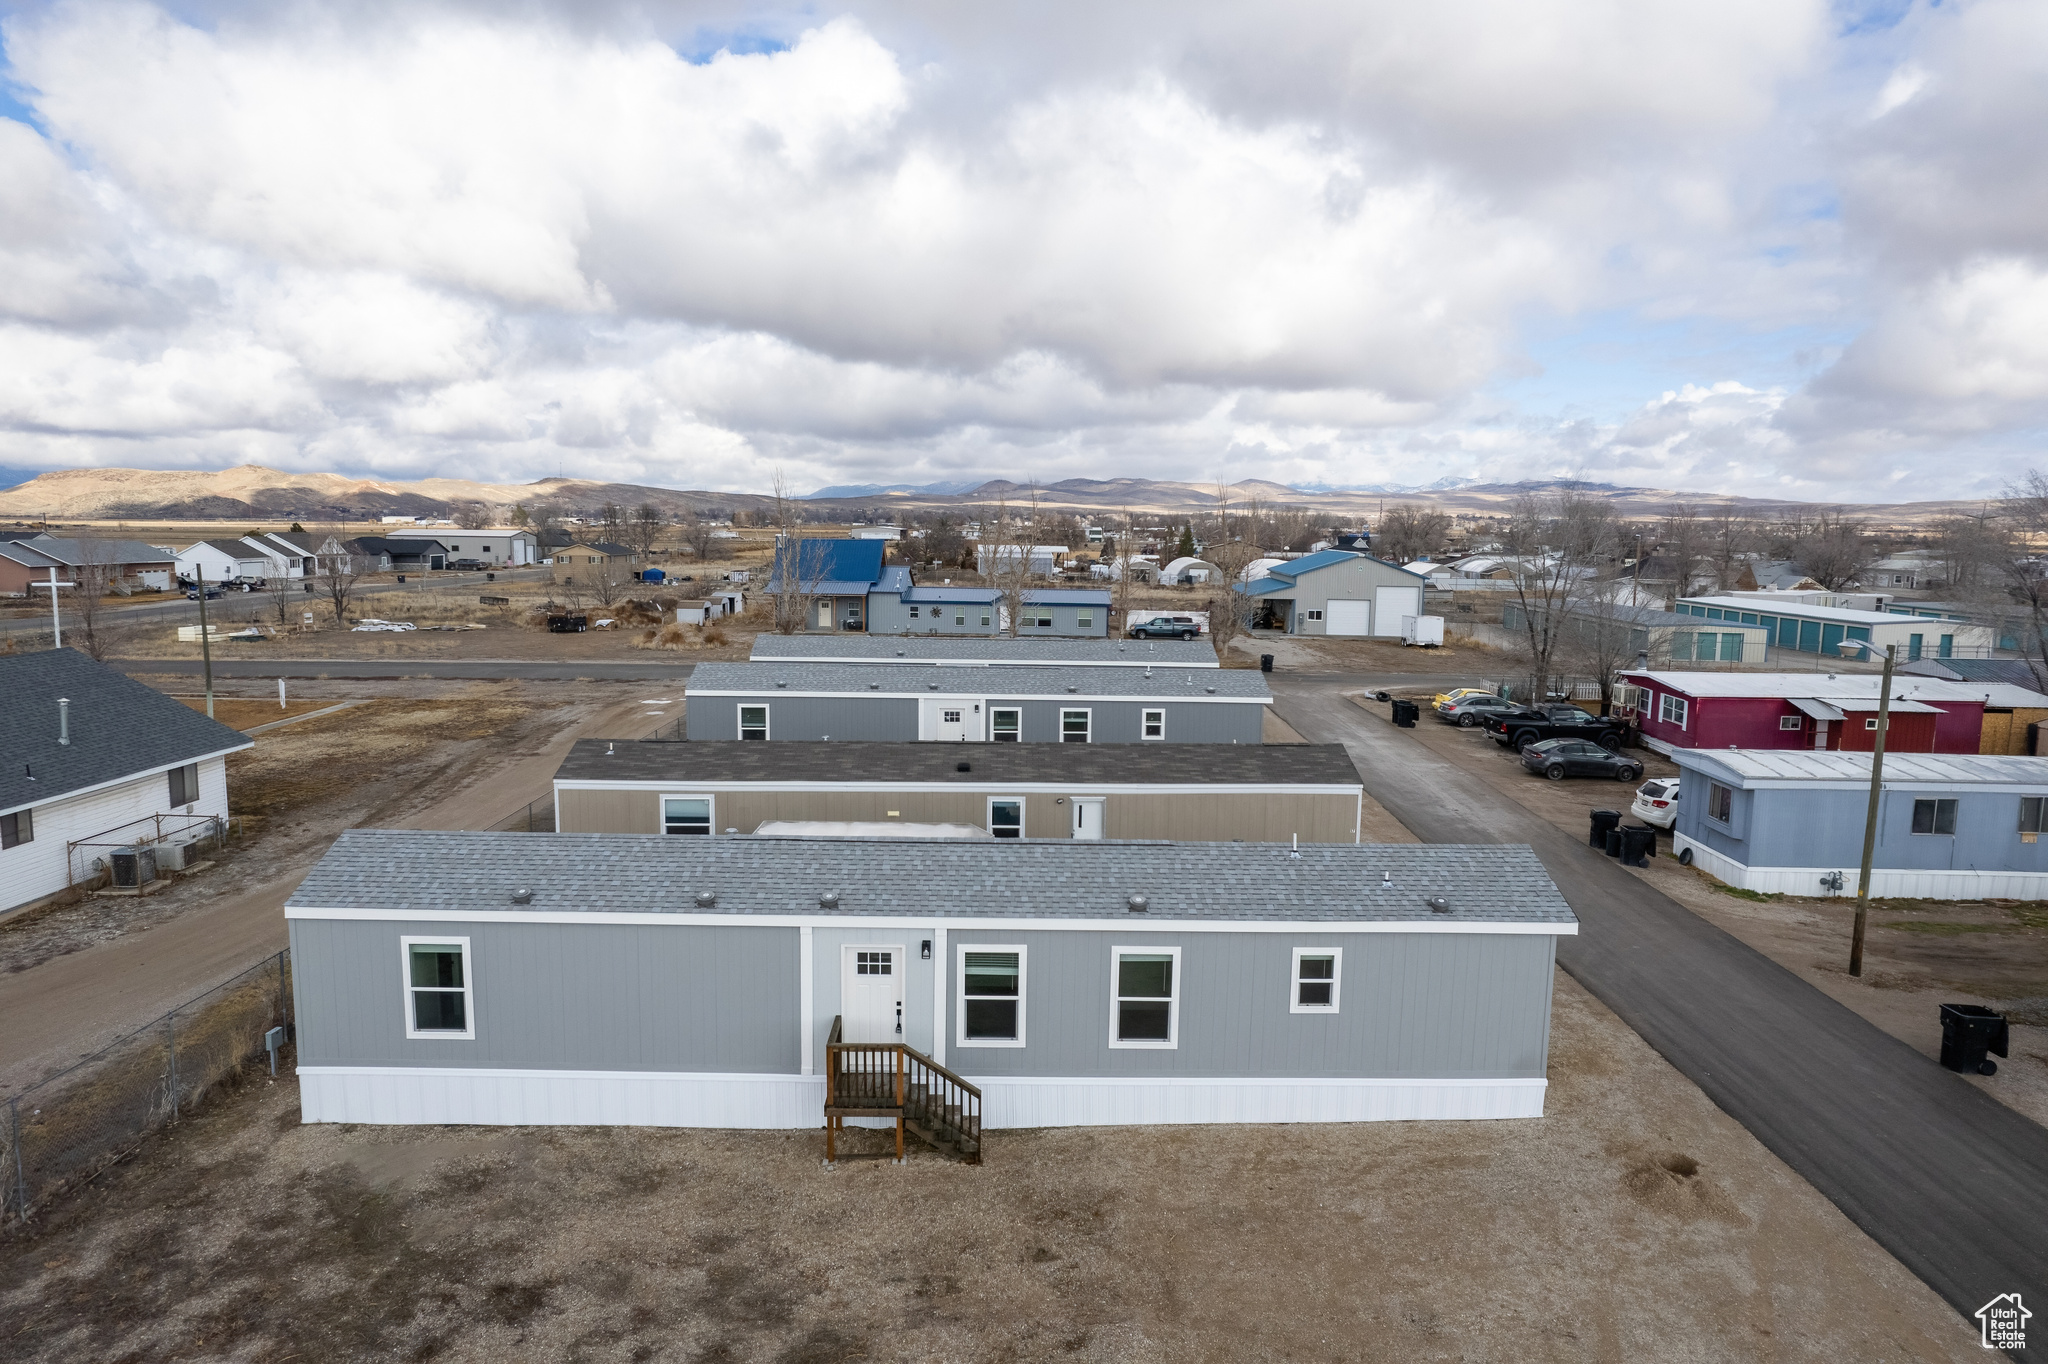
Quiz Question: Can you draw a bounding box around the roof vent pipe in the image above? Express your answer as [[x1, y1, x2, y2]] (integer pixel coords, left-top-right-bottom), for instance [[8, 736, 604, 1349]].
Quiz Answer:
[[510, 887, 534, 905], [57, 697, 70, 746], [1126, 894, 1149, 913]]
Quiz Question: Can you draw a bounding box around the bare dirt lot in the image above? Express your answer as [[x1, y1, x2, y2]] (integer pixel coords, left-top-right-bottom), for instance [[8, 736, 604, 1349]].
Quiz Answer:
[[171, 695, 345, 729], [0, 972, 1979, 1363], [1354, 691, 2048, 1131]]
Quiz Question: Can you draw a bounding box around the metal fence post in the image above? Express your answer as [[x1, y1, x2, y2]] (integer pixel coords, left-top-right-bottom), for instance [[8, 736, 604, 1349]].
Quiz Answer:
[[166, 1012, 179, 1123], [9, 1097, 26, 1223]]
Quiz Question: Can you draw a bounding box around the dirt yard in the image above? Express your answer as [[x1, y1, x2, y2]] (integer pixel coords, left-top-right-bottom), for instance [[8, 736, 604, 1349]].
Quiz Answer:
[[172, 695, 343, 729], [0, 971, 1980, 1363], [1352, 691, 2048, 1131]]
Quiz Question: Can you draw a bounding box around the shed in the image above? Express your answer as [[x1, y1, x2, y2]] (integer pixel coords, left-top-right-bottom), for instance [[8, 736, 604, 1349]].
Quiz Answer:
[[285, 831, 1577, 1132], [1671, 749, 2048, 900], [552, 739, 1363, 841], [684, 662, 1270, 743], [1242, 550, 1429, 637]]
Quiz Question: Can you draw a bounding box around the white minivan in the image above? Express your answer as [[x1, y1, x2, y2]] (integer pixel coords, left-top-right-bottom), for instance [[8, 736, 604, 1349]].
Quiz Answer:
[[1631, 778, 1680, 829]]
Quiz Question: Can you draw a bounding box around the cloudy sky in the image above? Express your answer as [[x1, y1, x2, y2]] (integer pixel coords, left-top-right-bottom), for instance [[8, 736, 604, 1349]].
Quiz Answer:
[[0, 1, 2042, 501]]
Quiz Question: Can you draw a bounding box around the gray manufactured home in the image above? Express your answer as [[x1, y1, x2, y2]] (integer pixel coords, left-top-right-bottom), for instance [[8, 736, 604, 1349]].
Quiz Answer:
[[749, 635, 1218, 669], [685, 662, 1270, 743], [553, 740, 1365, 841], [287, 832, 1576, 1133], [1673, 748, 2048, 899]]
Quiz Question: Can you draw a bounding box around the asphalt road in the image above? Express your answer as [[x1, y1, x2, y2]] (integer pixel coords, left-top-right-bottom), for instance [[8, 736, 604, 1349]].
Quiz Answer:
[[110, 658, 699, 682], [1273, 673, 2048, 1348]]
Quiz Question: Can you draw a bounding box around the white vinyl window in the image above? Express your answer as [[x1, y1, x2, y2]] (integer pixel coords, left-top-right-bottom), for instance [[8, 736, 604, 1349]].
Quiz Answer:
[[980, 613, 992, 627], [1779, 715, 1802, 731], [0, 808, 31, 850], [1109, 946, 1180, 1047], [1707, 781, 1733, 824], [2020, 796, 2048, 835], [988, 798, 1024, 838], [738, 705, 769, 741], [1141, 709, 1165, 740], [909, 605, 920, 618], [1291, 948, 1342, 1013], [662, 795, 713, 835], [1061, 709, 1092, 743], [1306, 609, 1323, 622], [957, 945, 1026, 1047], [990, 708, 1021, 742], [401, 936, 474, 1040], [1659, 694, 1688, 728]]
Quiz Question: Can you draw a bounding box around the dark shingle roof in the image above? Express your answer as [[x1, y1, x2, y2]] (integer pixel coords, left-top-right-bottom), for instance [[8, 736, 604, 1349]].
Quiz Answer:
[[555, 739, 1360, 785], [0, 649, 252, 814], [749, 635, 1218, 667], [687, 661, 1271, 700], [287, 830, 1576, 927]]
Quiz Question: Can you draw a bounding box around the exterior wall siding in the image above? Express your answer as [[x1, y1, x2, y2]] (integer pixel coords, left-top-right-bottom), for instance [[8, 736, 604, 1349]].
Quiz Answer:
[[556, 786, 1359, 842], [1259, 558, 1428, 636], [1981, 708, 2048, 756], [947, 928, 1555, 1079], [2, 754, 230, 913], [686, 693, 1263, 743], [1624, 674, 1989, 756], [289, 918, 801, 1073], [866, 596, 1109, 637]]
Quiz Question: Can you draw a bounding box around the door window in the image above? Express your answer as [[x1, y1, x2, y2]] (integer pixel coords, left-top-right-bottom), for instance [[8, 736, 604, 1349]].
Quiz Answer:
[[663, 797, 711, 835], [942, 709, 963, 724], [991, 709, 1021, 742], [960, 948, 1024, 1045], [1061, 709, 1091, 743], [856, 950, 893, 975], [1111, 948, 1178, 1046], [988, 799, 1023, 838]]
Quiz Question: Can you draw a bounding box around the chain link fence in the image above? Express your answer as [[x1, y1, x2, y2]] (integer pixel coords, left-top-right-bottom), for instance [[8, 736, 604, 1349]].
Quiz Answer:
[[1, 951, 294, 1228]]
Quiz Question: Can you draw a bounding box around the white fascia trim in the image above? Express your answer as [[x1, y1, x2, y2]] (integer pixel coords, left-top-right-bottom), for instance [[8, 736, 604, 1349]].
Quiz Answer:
[[553, 779, 1362, 796], [688, 689, 1270, 706], [285, 907, 1577, 934], [0, 741, 253, 818]]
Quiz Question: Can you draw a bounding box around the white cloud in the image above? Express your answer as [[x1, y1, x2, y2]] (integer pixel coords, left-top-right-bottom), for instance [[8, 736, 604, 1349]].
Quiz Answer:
[[0, 0, 2038, 502]]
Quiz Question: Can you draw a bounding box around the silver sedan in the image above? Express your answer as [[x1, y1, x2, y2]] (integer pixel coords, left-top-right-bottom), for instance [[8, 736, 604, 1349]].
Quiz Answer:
[[1435, 693, 1518, 728]]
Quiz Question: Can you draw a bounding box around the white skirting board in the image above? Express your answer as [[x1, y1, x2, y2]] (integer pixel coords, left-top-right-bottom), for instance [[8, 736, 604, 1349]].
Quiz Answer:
[[298, 1067, 1546, 1127], [1673, 833, 2048, 901]]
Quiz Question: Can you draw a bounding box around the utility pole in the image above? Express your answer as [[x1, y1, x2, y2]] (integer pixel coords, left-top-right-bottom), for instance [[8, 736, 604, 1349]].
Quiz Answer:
[[1849, 642, 1897, 977], [195, 566, 216, 719]]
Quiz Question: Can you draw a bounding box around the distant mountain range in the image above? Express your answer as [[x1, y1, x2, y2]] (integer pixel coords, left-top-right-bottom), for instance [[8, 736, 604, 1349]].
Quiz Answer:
[[0, 464, 1982, 528]]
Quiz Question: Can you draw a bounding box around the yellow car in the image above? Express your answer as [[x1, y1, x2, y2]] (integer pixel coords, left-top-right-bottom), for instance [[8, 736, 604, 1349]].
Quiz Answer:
[[1432, 686, 1493, 709]]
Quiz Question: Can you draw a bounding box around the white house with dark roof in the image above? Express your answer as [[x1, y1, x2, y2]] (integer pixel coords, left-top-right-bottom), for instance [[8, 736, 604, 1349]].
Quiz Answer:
[[285, 830, 1576, 1143], [0, 649, 252, 914]]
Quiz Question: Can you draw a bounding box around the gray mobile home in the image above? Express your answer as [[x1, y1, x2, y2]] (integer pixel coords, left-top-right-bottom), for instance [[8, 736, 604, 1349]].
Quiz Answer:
[[287, 832, 1576, 1134], [685, 662, 1270, 743], [1673, 749, 2048, 899], [866, 584, 1113, 637], [1245, 550, 1430, 637], [553, 740, 1365, 841], [749, 635, 1218, 669]]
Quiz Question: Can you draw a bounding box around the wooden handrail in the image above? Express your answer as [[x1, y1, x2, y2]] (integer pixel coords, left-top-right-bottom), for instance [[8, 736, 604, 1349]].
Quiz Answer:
[[823, 1016, 983, 1163]]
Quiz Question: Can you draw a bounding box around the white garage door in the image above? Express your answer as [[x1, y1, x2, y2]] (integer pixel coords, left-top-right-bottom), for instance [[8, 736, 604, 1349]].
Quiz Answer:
[[1324, 599, 1372, 636], [1374, 586, 1422, 637]]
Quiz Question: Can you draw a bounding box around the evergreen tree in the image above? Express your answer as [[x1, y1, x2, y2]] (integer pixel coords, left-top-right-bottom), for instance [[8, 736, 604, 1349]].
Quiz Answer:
[[1176, 525, 1196, 559]]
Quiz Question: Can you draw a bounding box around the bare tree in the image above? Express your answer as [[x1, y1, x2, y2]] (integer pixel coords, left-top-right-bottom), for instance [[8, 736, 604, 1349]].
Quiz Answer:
[[1202, 485, 1265, 657], [264, 573, 304, 633], [312, 527, 367, 625], [922, 515, 967, 570], [1499, 487, 1620, 702], [68, 538, 116, 661], [679, 507, 727, 562], [590, 558, 628, 609], [982, 489, 1045, 637], [1656, 505, 1706, 607], [630, 503, 664, 558], [1791, 510, 1876, 590], [1930, 512, 2004, 597], [1374, 505, 1450, 566], [451, 500, 492, 530], [1703, 508, 1755, 591], [599, 502, 625, 538], [1998, 473, 2048, 689], [767, 471, 830, 634]]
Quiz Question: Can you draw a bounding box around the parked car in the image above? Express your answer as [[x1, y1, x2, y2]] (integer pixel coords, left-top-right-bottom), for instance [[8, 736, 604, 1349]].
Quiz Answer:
[[1128, 615, 1202, 640], [447, 558, 486, 571], [1631, 778, 1680, 829], [1486, 704, 1628, 752], [1435, 693, 1518, 727], [1431, 686, 1495, 709], [184, 586, 224, 600], [1521, 738, 1643, 782]]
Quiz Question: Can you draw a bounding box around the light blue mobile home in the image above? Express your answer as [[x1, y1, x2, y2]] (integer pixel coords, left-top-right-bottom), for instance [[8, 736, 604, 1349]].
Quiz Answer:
[[287, 832, 1576, 1135], [685, 662, 1270, 743], [748, 634, 1217, 668], [1672, 749, 2048, 899]]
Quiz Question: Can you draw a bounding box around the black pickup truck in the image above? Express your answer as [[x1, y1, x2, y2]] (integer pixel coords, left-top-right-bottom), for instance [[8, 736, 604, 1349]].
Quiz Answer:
[[1485, 704, 1629, 752]]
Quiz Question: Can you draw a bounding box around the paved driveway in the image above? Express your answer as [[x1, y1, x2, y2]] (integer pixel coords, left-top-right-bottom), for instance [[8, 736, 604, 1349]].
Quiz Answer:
[[1274, 673, 2048, 1345]]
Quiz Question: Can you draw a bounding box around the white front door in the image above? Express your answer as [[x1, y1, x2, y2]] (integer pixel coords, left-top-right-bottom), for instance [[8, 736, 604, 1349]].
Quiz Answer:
[[841, 944, 905, 1043], [923, 698, 981, 741], [1324, 599, 1371, 636], [1072, 798, 1105, 839], [1374, 586, 1421, 637]]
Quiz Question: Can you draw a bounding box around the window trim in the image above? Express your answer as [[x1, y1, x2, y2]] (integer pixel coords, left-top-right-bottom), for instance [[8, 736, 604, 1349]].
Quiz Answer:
[[1779, 714, 1802, 730], [738, 704, 770, 741], [1141, 708, 1166, 741], [0, 807, 32, 850], [1108, 944, 1181, 1049], [1060, 708, 1092, 744], [1911, 797, 1958, 836], [987, 796, 1025, 839], [1659, 693, 1688, 729], [400, 935, 475, 1041], [1290, 947, 1342, 1014], [2021, 795, 2047, 836], [1706, 781, 1733, 826], [990, 707, 1022, 742], [956, 943, 1027, 1048], [660, 792, 715, 835]]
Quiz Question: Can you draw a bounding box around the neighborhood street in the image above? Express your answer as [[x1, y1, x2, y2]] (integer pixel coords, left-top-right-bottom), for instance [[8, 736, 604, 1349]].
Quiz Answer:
[[1272, 672, 2048, 1340]]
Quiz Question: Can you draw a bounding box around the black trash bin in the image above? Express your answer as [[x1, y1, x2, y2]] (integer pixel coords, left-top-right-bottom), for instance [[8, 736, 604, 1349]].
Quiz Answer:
[[1621, 825, 1657, 867], [396, 573, 406, 584], [1589, 809, 1622, 849], [1392, 699, 1418, 728], [1259, 654, 1274, 673], [1939, 1003, 2009, 1076], [1604, 828, 1624, 858]]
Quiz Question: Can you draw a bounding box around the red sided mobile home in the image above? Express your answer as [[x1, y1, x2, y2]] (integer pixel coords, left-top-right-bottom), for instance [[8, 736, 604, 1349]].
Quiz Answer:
[[1616, 671, 2048, 757]]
